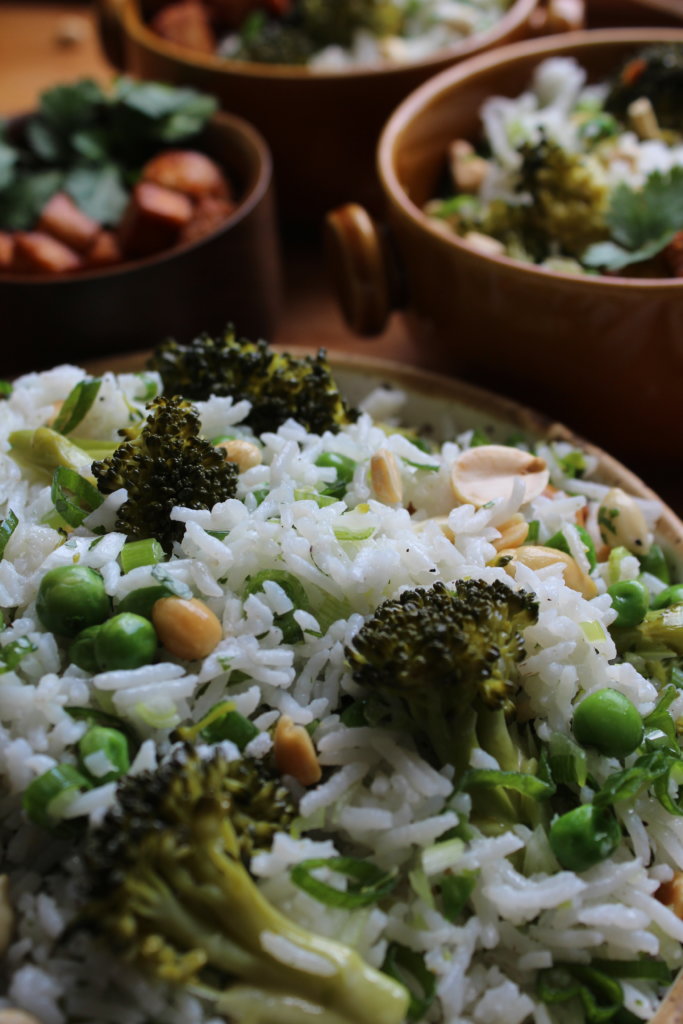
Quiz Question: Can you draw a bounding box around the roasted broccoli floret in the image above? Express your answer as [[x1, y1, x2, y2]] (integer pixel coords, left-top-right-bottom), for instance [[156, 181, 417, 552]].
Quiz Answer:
[[82, 749, 409, 1024], [148, 328, 357, 436], [605, 44, 683, 133], [346, 579, 539, 775], [298, 0, 404, 49], [483, 140, 610, 259], [233, 9, 316, 64], [92, 395, 238, 553]]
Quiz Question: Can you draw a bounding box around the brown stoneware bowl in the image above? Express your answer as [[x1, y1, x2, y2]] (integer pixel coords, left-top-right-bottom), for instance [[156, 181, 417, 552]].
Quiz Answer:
[[94, 0, 568, 222], [326, 28, 683, 475], [1, 110, 281, 377]]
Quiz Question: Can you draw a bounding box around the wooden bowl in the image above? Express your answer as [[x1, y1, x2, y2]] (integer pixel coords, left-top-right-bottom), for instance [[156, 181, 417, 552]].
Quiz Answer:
[[94, 0, 557, 222], [0, 110, 282, 377], [325, 28, 683, 473]]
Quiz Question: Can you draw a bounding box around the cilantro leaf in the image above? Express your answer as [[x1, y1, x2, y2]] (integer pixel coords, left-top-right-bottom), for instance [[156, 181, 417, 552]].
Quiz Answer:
[[39, 80, 107, 133], [63, 164, 129, 225], [0, 140, 18, 190], [0, 169, 63, 230], [582, 167, 683, 271]]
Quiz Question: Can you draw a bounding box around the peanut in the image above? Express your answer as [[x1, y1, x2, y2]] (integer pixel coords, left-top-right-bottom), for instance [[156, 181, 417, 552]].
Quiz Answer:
[[152, 596, 222, 661], [628, 96, 660, 140], [451, 445, 549, 507], [218, 439, 262, 472], [498, 544, 597, 599], [598, 487, 651, 555], [0, 875, 14, 956], [273, 715, 322, 787], [371, 449, 403, 505], [657, 871, 683, 918], [492, 514, 529, 552]]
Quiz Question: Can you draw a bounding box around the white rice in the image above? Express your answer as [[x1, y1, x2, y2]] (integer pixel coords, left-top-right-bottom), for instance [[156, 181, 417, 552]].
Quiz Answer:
[[0, 362, 680, 1024]]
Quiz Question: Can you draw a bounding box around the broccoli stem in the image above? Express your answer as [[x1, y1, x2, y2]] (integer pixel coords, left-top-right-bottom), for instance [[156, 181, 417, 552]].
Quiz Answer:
[[9, 427, 94, 480], [215, 984, 366, 1024]]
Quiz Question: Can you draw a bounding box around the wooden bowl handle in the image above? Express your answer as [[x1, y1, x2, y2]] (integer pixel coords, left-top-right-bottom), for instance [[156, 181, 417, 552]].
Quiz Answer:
[[93, 0, 129, 70], [325, 203, 401, 337], [529, 0, 586, 34]]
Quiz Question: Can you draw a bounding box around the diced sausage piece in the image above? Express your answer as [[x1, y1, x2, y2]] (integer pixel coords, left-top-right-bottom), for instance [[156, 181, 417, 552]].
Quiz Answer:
[[117, 182, 193, 258], [13, 232, 82, 274], [86, 230, 123, 268], [150, 1, 216, 53], [179, 195, 236, 245], [0, 233, 14, 270], [38, 192, 100, 253], [664, 231, 683, 278], [141, 150, 231, 201]]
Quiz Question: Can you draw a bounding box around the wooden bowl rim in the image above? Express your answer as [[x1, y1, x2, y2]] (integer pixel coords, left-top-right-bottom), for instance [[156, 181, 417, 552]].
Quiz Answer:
[[84, 347, 683, 561], [0, 108, 273, 287], [120, 0, 539, 81], [379, 26, 683, 291]]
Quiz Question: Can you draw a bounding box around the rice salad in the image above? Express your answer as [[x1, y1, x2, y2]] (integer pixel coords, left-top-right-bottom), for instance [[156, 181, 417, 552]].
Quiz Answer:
[[426, 45, 683, 277], [1, 342, 683, 1024]]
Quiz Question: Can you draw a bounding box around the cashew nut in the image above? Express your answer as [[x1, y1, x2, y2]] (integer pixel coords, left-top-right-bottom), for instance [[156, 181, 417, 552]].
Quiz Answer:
[[371, 449, 403, 505], [492, 514, 529, 552], [273, 715, 321, 787], [598, 487, 652, 555], [451, 445, 549, 507], [498, 544, 597, 599]]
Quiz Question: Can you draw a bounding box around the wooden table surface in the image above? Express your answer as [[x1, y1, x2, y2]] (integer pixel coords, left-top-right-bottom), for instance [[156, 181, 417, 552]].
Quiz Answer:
[[1, 3, 681, 517]]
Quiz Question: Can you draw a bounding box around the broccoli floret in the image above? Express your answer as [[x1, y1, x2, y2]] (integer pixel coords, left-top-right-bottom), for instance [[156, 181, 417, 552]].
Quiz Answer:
[[148, 328, 357, 436], [92, 396, 238, 553], [483, 140, 610, 259], [233, 10, 316, 64], [298, 0, 404, 49], [605, 44, 683, 133], [82, 749, 409, 1024], [346, 579, 539, 774]]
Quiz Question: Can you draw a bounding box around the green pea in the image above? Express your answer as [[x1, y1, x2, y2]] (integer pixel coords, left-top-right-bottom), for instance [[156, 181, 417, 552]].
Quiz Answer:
[[69, 624, 103, 673], [315, 452, 357, 499], [94, 612, 157, 671], [549, 804, 621, 872], [23, 763, 91, 828], [117, 584, 177, 620], [36, 565, 110, 637], [607, 579, 649, 628], [78, 726, 130, 782], [651, 584, 683, 610], [639, 543, 670, 584], [546, 526, 596, 571], [573, 688, 643, 758]]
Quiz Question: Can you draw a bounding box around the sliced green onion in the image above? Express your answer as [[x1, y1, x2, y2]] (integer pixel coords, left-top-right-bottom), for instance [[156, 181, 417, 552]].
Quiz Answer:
[[537, 964, 623, 1023], [52, 378, 102, 435], [469, 428, 490, 447], [547, 525, 597, 571], [594, 750, 683, 814], [581, 621, 606, 643], [339, 701, 367, 728], [78, 726, 130, 783], [462, 769, 555, 800], [590, 958, 672, 984], [555, 450, 587, 480], [526, 520, 540, 544], [291, 856, 397, 909], [244, 569, 311, 645], [0, 380, 12, 398], [120, 538, 165, 573], [421, 837, 464, 877], [440, 870, 478, 922], [548, 731, 588, 788], [309, 585, 352, 635], [65, 704, 137, 747], [133, 373, 159, 402], [381, 943, 437, 1023], [607, 546, 631, 586], [50, 466, 104, 528], [177, 699, 259, 750], [0, 509, 18, 559], [23, 763, 91, 828], [294, 488, 338, 508], [151, 564, 193, 596], [0, 636, 37, 674], [133, 701, 179, 730], [315, 452, 357, 499], [333, 524, 376, 541], [402, 458, 440, 473], [207, 530, 229, 540]]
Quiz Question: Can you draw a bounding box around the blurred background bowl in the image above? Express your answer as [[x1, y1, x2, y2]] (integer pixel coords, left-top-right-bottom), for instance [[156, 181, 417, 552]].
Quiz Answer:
[[1, 108, 281, 376], [94, 0, 563, 223], [326, 27, 683, 475]]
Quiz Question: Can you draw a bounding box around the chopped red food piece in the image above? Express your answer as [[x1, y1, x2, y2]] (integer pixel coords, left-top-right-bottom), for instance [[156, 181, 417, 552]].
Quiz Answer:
[[150, 1, 216, 53], [141, 149, 231, 200], [13, 232, 82, 274], [118, 182, 194, 258], [38, 192, 100, 253]]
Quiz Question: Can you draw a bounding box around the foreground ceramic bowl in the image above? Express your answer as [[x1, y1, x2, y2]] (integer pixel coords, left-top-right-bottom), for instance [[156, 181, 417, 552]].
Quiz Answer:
[[326, 28, 683, 472], [1, 111, 281, 377], [95, 0, 554, 221]]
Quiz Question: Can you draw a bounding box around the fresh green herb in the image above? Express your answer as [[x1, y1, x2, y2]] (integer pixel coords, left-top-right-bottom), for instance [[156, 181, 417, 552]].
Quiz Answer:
[[0, 509, 18, 559], [0, 636, 37, 673], [382, 944, 437, 1023], [462, 768, 555, 800], [526, 519, 540, 544], [291, 857, 397, 909], [440, 871, 478, 922], [0, 381, 12, 398], [537, 963, 624, 1023], [583, 167, 683, 271], [52, 378, 102, 436], [547, 731, 588, 787], [119, 538, 165, 574], [555, 449, 587, 479]]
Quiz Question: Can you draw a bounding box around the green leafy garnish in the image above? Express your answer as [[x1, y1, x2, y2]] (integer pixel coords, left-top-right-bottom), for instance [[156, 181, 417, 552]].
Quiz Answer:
[[290, 857, 397, 908], [582, 167, 683, 271]]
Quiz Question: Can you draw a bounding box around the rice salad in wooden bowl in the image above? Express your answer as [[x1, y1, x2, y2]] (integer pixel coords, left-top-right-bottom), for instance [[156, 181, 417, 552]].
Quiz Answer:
[[1, 334, 683, 1024]]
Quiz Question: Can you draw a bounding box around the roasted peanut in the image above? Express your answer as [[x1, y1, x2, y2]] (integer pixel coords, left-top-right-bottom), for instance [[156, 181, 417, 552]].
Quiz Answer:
[[492, 514, 529, 552], [273, 715, 322, 787], [371, 449, 403, 505], [628, 96, 660, 140], [498, 544, 597, 599], [462, 231, 506, 257], [152, 596, 222, 661], [598, 487, 651, 555], [657, 871, 683, 918], [451, 445, 549, 507], [219, 439, 262, 472]]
